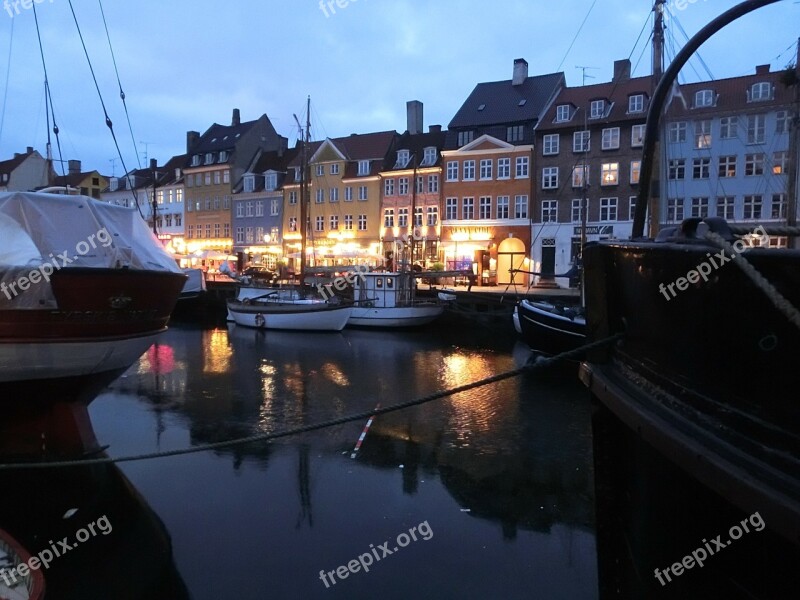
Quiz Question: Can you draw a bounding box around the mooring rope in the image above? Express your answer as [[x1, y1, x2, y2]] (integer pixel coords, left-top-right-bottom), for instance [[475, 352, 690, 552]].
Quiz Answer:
[[0, 334, 623, 471]]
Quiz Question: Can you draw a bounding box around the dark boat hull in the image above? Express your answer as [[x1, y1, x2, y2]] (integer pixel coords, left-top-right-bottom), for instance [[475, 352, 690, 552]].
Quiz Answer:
[[516, 299, 586, 355]]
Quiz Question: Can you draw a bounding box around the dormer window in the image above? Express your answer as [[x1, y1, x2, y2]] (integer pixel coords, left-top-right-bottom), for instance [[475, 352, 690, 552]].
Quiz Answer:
[[174, 168, 181, 179], [358, 160, 369, 175], [218, 151, 228, 162], [243, 174, 255, 193], [265, 172, 278, 191], [191, 155, 201, 166], [628, 94, 644, 113], [421, 147, 436, 166], [204, 153, 214, 165], [457, 131, 474, 146], [695, 90, 714, 108], [295, 167, 302, 181], [395, 150, 410, 169], [750, 82, 771, 101], [555, 104, 571, 122], [109, 177, 118, 191], [590, 100, 605, 119]]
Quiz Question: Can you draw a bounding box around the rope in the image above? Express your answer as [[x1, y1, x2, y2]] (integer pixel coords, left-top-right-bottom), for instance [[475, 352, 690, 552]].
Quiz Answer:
[[0, 333, 624, 471], [705, 231, 800, 331]]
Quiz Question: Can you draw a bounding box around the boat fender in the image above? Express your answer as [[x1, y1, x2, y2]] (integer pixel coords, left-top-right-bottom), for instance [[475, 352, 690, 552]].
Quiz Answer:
[[243, 298, 252, 305], [364, 301, 374, 308]]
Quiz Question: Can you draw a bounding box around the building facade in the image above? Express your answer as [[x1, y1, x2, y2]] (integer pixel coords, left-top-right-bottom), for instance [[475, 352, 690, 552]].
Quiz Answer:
[[152, 154, 187, 253], [0, 148, 54, 192]]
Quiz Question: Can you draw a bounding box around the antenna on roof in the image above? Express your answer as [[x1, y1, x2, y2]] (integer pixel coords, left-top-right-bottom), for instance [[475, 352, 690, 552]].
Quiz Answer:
[[108, 157, 117, 176], [575, 66, 599, 86], [139, 141, 153, 165]]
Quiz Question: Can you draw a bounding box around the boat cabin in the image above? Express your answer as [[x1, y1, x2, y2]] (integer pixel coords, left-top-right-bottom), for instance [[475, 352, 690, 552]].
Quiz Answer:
[[355, 272, 413, 308]]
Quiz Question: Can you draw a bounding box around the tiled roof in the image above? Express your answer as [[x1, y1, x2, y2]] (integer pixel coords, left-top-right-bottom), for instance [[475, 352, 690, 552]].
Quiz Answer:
[[0, 150, 36, 175], [390, 129, 447, 169], [156, 154, 188, 187], [191, 120, 260, 154], [52, 171, 101, 188]]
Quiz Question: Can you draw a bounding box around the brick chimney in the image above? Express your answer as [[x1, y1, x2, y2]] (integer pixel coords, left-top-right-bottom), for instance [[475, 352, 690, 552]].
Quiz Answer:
[[613, 59, 631, 83], [755, 64, 770, 75], [26, 146, 33, 154], [150, 158, 157, 171], [512, 58, 528, 86], [186, 131, 200, 153], [406, 100, 423, 135], [68, 159, 81, 175], [429, 125, 442, 133], [232, 108, 241, 127]]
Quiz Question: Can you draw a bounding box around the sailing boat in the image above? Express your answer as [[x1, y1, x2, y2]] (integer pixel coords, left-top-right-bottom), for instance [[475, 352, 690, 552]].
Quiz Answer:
[[227, 98, 353, 331]]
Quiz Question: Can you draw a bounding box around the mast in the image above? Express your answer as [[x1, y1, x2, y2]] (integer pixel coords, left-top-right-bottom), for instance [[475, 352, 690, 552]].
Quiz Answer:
[[410, 152, 417, 271], [295, 96, 311, 288], [647, 0, 667, 239], [788, 38, 800, 249]]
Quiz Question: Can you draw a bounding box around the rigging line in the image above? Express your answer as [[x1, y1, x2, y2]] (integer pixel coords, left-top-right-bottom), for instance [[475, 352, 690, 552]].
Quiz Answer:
[[631, 31, 653, 77], [0, 17, 13, 144], [67, 0, 141, 214], [98, 0, 141, 170], [31, 1, 65, 177], [556, 0, 599, 73], [669, 9, 715, 81]]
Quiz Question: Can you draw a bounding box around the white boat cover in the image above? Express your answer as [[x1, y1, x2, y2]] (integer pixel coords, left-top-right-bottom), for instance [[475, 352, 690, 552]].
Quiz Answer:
[[0, 192, 182, 309]]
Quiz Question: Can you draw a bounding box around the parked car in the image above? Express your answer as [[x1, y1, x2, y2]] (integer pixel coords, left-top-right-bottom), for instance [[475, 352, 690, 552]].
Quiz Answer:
[[242, 266, 278, 283]]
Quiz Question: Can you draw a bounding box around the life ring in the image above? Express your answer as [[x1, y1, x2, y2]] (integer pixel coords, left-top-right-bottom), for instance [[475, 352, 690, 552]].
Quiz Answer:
[[254, 313, 265, 328]]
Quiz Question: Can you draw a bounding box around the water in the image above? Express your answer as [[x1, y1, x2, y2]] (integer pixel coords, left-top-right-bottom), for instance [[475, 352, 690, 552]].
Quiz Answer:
[[5, 323, 598, 599]]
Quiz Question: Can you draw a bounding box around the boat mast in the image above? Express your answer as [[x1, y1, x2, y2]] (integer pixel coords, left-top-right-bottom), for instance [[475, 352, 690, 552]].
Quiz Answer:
[[648, 0, 667, 239], [296, 96, 311, 288], [410, 152, 417, 271]]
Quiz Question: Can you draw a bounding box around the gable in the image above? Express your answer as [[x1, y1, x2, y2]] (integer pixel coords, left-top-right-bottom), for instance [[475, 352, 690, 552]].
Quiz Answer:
[[310, 139, 346, 163], [460, 134, 513, 152]]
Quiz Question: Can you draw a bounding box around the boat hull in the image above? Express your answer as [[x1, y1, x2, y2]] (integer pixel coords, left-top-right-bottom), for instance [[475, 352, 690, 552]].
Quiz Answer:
[[516, 299, 586, 355], [347, 304, 444, 328], [228, 301, 352, 331]]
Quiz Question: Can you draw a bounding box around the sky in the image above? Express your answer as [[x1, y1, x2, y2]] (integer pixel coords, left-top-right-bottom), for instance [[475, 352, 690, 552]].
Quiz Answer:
[[0, 0, 797, 177]]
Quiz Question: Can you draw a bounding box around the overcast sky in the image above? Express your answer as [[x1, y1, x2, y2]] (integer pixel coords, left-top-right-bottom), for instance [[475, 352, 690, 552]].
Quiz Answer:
[[0, 0, 797, 176]]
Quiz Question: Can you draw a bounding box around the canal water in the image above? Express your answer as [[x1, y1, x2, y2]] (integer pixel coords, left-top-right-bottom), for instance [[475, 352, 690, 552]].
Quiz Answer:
[[6, 322, 599, 599]]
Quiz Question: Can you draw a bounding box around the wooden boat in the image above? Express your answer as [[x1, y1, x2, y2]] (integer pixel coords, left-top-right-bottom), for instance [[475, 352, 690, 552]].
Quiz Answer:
[[227, 296, 352, 331], [348, 272, 444, 328], [514, 299, 586, 356], [0, 528, 45, 600]]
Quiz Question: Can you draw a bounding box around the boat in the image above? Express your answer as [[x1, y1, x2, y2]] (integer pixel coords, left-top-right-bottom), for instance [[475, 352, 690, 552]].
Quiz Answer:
[[0, 191, 186, 397], [515, 299, 586, 355], [348, 271, 444, 328], [581, 1, 800, 595], [226, 98, 352, 331], [0, 527, 45, 600]]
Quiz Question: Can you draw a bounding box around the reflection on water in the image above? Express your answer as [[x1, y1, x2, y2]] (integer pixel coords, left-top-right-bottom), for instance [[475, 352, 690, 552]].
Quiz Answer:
[[90, 323, 597, 599]]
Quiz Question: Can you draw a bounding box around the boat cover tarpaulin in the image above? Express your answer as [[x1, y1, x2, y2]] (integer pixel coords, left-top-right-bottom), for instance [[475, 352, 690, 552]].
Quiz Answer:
[[0, 192, 182, 309]]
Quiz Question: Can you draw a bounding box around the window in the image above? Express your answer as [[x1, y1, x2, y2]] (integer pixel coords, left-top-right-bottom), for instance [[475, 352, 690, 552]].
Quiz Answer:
[[330, 163, 340, 175], [344, 186, 353, 201], [690, 197, 710, 218], [235, 202, 244, 218], [718, 156, 736, 178], [205, 153, 214, 165], [446, 161, 458, 181], [245, 226, 252, 243], [445, 197, 458, 220], [211, 171, 219, 185], [457, 131, 474, 146], [556, 104, 571, 122], [218, 151, 228, 162], [601, 163, 619, 185], [398, 208, 408, 227], [264, 172, 277, 190], [384, 209, 394, 227], [497, 157, 511, 179], [668, 159, 686, 180], [315, 165, 324, 176], [246, 201, 254, 217], [235, 227, 244, 243], [294, 167, 302, 182], [571, 199, 587, 223], [771, 194, 786, 219], [743, 195, 762, 220], [629, 94, 644, 113], [462, 197, 474, 220], [422, 147, 437, 166], [414, 207, 423, 227], [695, 120, 712, 148], [773, 151, 789, 175], [176, 189, 183, 203], [541, 200, 558, 223], [255, 226, 263, 241], [720, 116, 738, 139], [668, 122, 687, 143], [358, 214, 367, 231], [269, 227, 278, 242], [543, 134, 559, 156], [329, 187, 339, 202], [479, 159, 492, 180], [315, 216, 324, 232], [776, 111, 791, 134], [191, 155, 200, 167], [385, 179, 395, 196], [427, 175, 439, 193], [692, 158, 710, 179], [695, 89, 714, 107], [289, 191, 297, 205], [204, 172, 212, 186], [463, 160, 475, 180], [289, 217, 297, 232], [344, 214, 353, 230], [507, 125, 524, 142], [745, 153, 764, 176], [629, 196, 638, 221], [358, 186, 368, 201], [590, 99, 605, 119], [602, 127, 620, 150], [214, 196, 220, 210], [542, 167, 559, 189], [395, 150, 410, 168], [750, 82, 771, 101], [573, 130, 590, 152], [223, 170, 230, 184], [631, 124, 645, 147], [427, 206, 438, 226], [717, 196, 735, 220], [479, 196, 491, 219], [358, 160, 370, 175], [667, 198, 684, 222], [514, 195, 528, 219], [195, 173, 202, 187], [600, 197, 618, 221], [572, 165, 589, 188], [398, 177, 409, 195], [515, 156, 529, 178], [630, 160, 641, 184], [315, 189, 324, 203], [223, 222, 230, 238], [747, 114, 766, 144], [493, 196, 508, 219]]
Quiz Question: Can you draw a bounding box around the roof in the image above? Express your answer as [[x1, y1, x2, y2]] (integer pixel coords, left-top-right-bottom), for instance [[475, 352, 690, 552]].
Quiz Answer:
[[388, 129, 447, 169], [0, 150, 38, 176], [190, 119, 261, 154], [156, 154, 188, 187], [51, 171, 103, 188], [448, 71, 565, 129], [286, 131, 398, 179]]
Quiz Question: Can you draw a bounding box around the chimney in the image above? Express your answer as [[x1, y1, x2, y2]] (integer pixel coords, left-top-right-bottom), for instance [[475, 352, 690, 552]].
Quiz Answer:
[[68, 159, 81, 175], [150, 158, 158, 171], [26, 146, 34, 154], [406, 100, 423, 135], [429, 125, 442, 133], [755, 64, 770, 75], [232, 108, 241, 127], [613, 59, 631, 83], [186, 131, 200, 153], [512, 58, 528, 86]]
